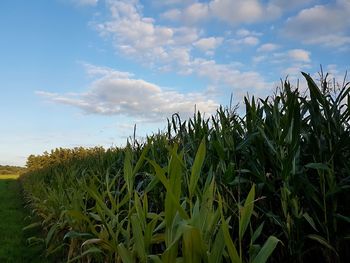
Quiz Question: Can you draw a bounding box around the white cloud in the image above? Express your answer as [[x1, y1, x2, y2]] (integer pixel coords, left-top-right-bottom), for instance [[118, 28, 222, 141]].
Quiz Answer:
[[242, 36, 259, 46], [193, 37, 223, 52], [190, 58, 271, 91], [271, 49, 311, 64], [304, 35, 350, 48], [96, 0, 200, 69], [284, 0, 350, 48], [287, 49, 311, 62], [161, 2, 209, 24], [152, 0, 195, 7], [93, 0, 273, 99], [73, 0, 98, 6], [161, 8, 181, 20], [227, 29, 261, 47], [252, 55, 266, 64], [185, 2, 209, 22], [236, 28, 261, 37], [207, 0, 287, 25], [236, 29, 251, 37], [282, 64, 312, 77], [270, 0, 315, 10], [209, 0, 263, 24], [257, 43, 280, 52], [37, 64, 218, 121], [160, 0, 287, 26], [266, 49, 312, 77], [323, 64, 349, 87]]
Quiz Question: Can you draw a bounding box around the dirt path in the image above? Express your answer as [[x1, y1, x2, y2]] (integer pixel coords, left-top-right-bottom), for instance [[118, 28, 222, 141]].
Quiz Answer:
[[0, 178, 46, 262]]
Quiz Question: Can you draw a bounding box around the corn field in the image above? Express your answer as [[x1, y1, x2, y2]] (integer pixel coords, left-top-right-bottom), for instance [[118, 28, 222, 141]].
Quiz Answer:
[[20, 72, 350, 262]]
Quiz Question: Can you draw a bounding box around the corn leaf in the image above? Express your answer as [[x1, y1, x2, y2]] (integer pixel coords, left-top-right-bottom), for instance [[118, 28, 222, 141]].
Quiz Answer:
[[189, 138, 206, 198], [239, 184, 255, 241], [252, 236, 280, 263]]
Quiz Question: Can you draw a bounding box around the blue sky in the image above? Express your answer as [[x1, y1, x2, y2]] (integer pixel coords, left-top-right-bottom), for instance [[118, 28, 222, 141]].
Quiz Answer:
[[1, 0, 349, 166]]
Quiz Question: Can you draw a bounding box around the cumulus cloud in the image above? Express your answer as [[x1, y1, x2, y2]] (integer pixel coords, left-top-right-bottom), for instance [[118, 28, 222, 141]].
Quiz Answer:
[[193, 37, 223, 52], [231, 36, 260, 46], [37, 64, 218, 121], [190, 58, 271, 91], [287, 49, 311, 62], [266, 49, 312, 77], [252, 55, 266, 64], [94, 0, 272, 96], [227, 29, 261, 48], [284, 0, 350, 48], [257, 43, 280, 52], [209, 0, 264, 24], [152, 0, 195, 7], [161, 0, 315, 27], [73, 0, 98, 6], [270, 0, 315, 9], [161, 2, 209, 24], [184, 0, 284, 25], [159, 0, 318, 28], [161, 9, 181, 20], [96, 0, 199, 69], [260, 49, 312, 79], [282, 64, 312, 77], [235, 28, 261, 37], [271, 49, 311, 63]]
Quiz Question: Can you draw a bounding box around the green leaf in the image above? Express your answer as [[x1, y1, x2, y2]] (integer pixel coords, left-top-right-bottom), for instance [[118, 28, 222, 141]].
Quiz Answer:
[[251, 222, 264, 244], [147, 159, 189, 220], [217, 193, 240, 263], [189, 138, 206, 198], [22, 222, 41, 231], [252, 236, 280, 263], [182, 225, 204, 263], [63, 231, 93, 240], [148, 255, 163, 263], [221, 218, 241, 263], [124, 148, 134, 194], [257, 127, 277, 155], [67, 247, 103, 263], [302, 72, 324, 104], [208, 228, 225, 263], [45, 224, 59, 246], [305, 163, 329, 170], [303, 212, 318, 232], [335, 213, 350, 224], [81, 238, 102, 247], [117, 243, 134, 263], [133, 144, 149, 175], [239, 184, 255, 241], [307, 234, 338, 255], [131, 214, 146, 262]]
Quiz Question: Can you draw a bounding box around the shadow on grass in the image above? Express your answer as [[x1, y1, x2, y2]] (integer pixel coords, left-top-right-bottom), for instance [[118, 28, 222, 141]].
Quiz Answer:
[[0, 178, 49, 263]]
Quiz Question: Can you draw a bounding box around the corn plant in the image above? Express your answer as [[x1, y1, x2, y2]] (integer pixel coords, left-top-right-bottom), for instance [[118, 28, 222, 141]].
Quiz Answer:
[[21, 71, 350, 262]]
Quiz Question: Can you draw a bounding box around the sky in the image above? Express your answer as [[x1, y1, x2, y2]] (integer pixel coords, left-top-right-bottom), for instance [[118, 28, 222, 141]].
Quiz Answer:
[[0, 0, 349, 166]]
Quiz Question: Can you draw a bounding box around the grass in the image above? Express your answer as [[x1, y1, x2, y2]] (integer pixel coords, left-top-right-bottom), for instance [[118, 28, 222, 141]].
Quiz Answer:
[[0, 178, 47, 263]]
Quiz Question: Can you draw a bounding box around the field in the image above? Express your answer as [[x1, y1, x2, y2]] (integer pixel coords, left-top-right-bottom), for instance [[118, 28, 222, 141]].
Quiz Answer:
[[16, 73, 350, 262], [0, 174, 19, 179]]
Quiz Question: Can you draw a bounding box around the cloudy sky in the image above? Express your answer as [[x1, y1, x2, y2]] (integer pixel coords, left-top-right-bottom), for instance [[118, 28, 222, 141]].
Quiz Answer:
[[1, 0, 349, 166]]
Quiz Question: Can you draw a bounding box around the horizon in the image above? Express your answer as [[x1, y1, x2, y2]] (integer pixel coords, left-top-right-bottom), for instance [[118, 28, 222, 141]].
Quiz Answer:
[[1, 0, 349, 166]]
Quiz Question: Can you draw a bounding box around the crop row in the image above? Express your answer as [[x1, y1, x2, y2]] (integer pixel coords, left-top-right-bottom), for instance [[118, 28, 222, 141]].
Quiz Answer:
[[21, 72, 350, 262]]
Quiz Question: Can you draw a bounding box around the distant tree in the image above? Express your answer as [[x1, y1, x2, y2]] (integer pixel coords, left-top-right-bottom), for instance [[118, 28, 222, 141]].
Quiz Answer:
[[0, 165, 25, 175]]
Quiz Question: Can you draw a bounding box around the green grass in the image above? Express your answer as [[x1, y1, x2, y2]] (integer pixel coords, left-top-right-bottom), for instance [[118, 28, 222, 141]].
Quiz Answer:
[[0, 178, 47, 263]]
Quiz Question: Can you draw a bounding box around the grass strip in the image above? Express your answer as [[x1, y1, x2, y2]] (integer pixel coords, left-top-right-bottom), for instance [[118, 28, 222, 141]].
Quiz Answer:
[[0, 178, 47, 263]]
